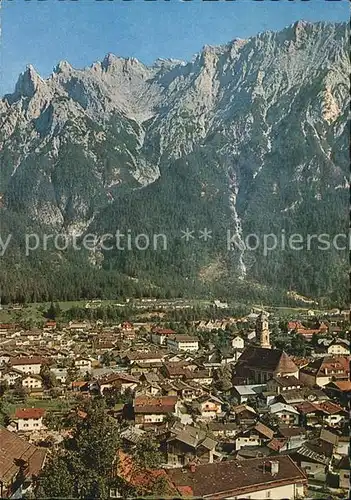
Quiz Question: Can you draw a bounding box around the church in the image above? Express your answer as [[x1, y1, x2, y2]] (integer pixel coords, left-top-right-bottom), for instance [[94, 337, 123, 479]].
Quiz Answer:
[[235, 312, 299, 384], [255, 312, 271, 349]]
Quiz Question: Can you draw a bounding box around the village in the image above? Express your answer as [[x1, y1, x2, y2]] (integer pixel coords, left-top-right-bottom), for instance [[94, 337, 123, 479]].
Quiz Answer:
[[0, 301, 349, 499]]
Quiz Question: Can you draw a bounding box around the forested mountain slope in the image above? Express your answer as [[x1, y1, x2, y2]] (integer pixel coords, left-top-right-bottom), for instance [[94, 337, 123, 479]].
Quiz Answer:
[[0, 21, 349, 304]]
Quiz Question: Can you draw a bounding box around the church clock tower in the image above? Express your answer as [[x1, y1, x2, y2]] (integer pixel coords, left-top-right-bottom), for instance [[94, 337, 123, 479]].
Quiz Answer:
[[256, 312, 271, 349]]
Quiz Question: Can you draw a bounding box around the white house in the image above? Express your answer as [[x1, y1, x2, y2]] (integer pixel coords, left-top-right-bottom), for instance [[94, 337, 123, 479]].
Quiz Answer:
[[232, 384, 266, 404], [0, 353, 11, 365], [269, 402, 299, 425], [167, 335, 199, 352], [10, 357, 44, 375], [14, 408, 46, 432], [74, 357, 92, 372], [50, 367, 68, 384], [335, 456, 350, 490], [231, 336, 245, 350], [22, 375, 43, 390], [327, 339, 349, 356], [214, 300, 228, 309], [235, 433, 261, 451], [0, 368, 22, 387], [196, 395, 223, 420]]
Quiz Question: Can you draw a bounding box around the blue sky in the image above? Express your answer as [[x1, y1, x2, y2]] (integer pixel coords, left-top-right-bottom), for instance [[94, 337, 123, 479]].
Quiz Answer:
[[1, 0, 349, 95]]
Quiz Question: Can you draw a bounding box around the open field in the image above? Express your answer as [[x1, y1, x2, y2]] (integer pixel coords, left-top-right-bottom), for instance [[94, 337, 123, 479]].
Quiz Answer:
[[0, 297, 334, 325], [7, 397, 76, 416]]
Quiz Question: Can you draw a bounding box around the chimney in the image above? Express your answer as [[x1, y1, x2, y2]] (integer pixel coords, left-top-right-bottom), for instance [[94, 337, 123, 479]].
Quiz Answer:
[[269, 461, 279, 476]]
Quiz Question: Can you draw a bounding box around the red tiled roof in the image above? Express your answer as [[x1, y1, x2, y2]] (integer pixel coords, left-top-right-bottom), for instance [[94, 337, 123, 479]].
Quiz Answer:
[[297, 328, 321, 336], [134, 396, 177, 413], [294, 402, 318, 414], [0, 323, 16, 329], [177, 485, 194, 496], [314, 401, 345, 415], [14, 408, 45, 419], [267, 438, 287, 451], [117, 451, 177, 495], [288, 321, 303, 331], [328, 380, 351, 392], [152, 328, 176, 335]]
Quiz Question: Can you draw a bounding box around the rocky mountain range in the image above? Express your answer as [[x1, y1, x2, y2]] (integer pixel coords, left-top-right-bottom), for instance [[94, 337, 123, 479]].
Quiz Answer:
[[0, 21, 349, 304]]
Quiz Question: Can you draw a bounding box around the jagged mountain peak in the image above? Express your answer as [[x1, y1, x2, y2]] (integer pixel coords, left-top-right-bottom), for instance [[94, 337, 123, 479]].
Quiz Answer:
[[53, 60, 73, 75], [100, 52, 148, 74], [0, 21, 349, 302], [13, 64, 45, 99]]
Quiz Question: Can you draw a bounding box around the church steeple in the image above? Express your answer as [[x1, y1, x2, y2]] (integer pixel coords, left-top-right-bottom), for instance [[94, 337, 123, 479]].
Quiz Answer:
[[256, 312, 271, 349]]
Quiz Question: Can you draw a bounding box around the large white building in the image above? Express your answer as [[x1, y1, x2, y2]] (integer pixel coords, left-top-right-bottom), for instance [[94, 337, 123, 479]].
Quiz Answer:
[[10, 357, 44, 375], [167, 335, 199, 352]]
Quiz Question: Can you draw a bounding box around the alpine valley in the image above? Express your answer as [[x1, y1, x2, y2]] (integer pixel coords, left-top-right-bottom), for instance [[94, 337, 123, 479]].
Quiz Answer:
[[0, 21, 349, 305]]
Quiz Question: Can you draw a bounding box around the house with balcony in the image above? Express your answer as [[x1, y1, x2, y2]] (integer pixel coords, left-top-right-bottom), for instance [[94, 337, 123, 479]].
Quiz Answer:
[[193, 395, 223, 420], [133, 396, 178, 426], [160, 423, 219, 467], [327, 339, 349, 356], [269, 402, 300, 426]]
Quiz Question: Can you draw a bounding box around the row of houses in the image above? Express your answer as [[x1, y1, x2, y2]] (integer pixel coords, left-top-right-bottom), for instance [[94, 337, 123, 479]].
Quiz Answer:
[[0, 312, 349, 498]]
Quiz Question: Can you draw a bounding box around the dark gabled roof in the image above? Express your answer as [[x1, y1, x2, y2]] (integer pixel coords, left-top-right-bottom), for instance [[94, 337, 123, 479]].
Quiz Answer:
[[99, 373, 140, 385], [279, 387, 329, 405], [271, 375, 301, 387], [0, 427, 47, 483], [336, 455, 350, 471], [278, 426, 306, 439], [11, 356, 46, 366], [167, 424, 217, 451], [166, 455, 306, 499], [126, 351, 167, 361], [237, 347, 298, 374], [295, 438, 333, 464], [319, 429, 339, 446]]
